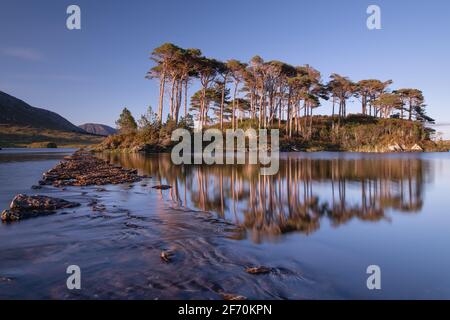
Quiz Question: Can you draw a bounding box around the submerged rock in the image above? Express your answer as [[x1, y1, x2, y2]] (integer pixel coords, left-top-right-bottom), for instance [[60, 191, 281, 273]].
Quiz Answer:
[[221, 293, 247, 300], [152, 185, 172, 190], [1, 194, 80, 222], [160, 250, 174, 263], [0, 276, 13, 283], [245, 266, 272, 274]]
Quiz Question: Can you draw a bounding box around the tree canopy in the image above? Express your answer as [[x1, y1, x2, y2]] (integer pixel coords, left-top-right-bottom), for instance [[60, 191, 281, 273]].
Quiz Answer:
[[116, 107, 137, 134], [145, 43, 433, 134]]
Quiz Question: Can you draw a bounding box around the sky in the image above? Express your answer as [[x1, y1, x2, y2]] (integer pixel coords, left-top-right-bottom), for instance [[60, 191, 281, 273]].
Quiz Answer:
[[1, 0, 450, 136]]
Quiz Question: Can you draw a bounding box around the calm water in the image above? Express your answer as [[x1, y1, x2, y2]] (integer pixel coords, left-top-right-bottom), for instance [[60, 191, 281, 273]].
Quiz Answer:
[[0, 148, 450, 299]]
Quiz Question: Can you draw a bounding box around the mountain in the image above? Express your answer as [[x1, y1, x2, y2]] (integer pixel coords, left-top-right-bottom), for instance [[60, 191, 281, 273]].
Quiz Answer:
[[0, 90, 85, 132], [78, 123, 117, 136], [0, 91, 105, 147]]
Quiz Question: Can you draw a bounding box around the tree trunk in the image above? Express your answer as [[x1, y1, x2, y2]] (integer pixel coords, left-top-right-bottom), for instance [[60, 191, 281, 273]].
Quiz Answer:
[[184, 78, 188, 119], [408, 98, 412, 120], [232, 81, 239, 130], [175, 79, 182, 123], [362, 95, 367, 115], [169, 77, 176, 121], [200, 87, 206, 126], [220, 77, 227, 130], [158, 73, 166, 124]]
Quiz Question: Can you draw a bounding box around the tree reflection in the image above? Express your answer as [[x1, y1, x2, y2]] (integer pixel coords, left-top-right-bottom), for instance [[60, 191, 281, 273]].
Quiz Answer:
[[100, 153, 429, 241]]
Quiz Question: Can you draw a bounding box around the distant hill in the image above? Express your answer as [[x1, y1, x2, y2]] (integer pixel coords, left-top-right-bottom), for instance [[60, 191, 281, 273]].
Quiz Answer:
[[0, 91, 104, 147], [0, 125, 104, 148], [78, 123, 117, 136], [0, 90, 85, 133]]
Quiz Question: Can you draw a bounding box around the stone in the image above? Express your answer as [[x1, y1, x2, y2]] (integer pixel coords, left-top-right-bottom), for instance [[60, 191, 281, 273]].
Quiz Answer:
[[411, 144, 423, 152], [387, 143, 403, 152], [245, 266, 272, 274], [160, 250, 174, 263], [221, 293, 247, 300], [2, 194, 80, 222], [152, 185, 172, 190]]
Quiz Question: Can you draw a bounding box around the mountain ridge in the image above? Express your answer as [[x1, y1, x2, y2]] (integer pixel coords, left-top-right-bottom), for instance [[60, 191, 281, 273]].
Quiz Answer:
[[0, 91, 85, 133], [78, 123, 117, 136]]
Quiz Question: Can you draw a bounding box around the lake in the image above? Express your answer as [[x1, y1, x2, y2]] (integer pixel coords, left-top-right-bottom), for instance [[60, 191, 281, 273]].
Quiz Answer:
[[1, 148, 450, 299]]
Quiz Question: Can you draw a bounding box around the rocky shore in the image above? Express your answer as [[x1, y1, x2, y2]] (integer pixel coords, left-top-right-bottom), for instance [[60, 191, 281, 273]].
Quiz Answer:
[[39, 150, 142, 186], [2, 150, 145, 222]]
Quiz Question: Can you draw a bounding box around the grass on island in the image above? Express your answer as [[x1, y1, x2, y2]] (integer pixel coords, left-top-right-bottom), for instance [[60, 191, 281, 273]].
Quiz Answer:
[[0, 125, 105, 148]]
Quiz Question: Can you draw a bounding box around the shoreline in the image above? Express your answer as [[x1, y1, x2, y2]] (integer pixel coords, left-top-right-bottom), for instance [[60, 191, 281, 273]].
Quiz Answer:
[[94, 142, 449, 154]]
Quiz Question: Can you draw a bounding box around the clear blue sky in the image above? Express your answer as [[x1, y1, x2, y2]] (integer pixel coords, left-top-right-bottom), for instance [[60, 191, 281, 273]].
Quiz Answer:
[[1, 0, 449, 135]]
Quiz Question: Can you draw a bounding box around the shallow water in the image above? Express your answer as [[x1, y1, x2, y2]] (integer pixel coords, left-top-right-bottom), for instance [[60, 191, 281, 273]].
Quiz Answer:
[[0, 148, 450, 299]]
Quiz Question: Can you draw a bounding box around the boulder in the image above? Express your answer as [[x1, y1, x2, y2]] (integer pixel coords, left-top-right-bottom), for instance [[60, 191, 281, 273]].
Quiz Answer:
[[411, 144, 424, 152], [245, 266, 272, 274], [387, 143, 403, 152], [1, 194, 80, 222]]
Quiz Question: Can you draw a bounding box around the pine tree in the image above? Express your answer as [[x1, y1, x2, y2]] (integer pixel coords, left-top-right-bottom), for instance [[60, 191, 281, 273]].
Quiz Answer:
[[116, 107, 137, 134]]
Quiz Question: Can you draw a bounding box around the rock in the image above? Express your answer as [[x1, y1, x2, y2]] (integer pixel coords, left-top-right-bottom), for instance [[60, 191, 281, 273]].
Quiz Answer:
[[411, 144, 423, 152], [9, 194, 79, 211], [1, 194, 80, 222], [152, 185, 172, 190], [160, 250, 174, 263], [92, 204, 106, 212], [387, 143, 403, 152], [1, 210, 13, 221], [0, 276, 13, 283], [245, 266, 272, 274], [31, 185, 42, 190], [40, 150, 141, 186], [87, 199, 98, 207], [221, 293, 247, 300]]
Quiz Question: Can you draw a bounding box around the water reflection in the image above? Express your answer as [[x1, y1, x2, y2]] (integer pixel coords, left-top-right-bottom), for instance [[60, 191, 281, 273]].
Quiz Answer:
[[100, 153, 430, 242]]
